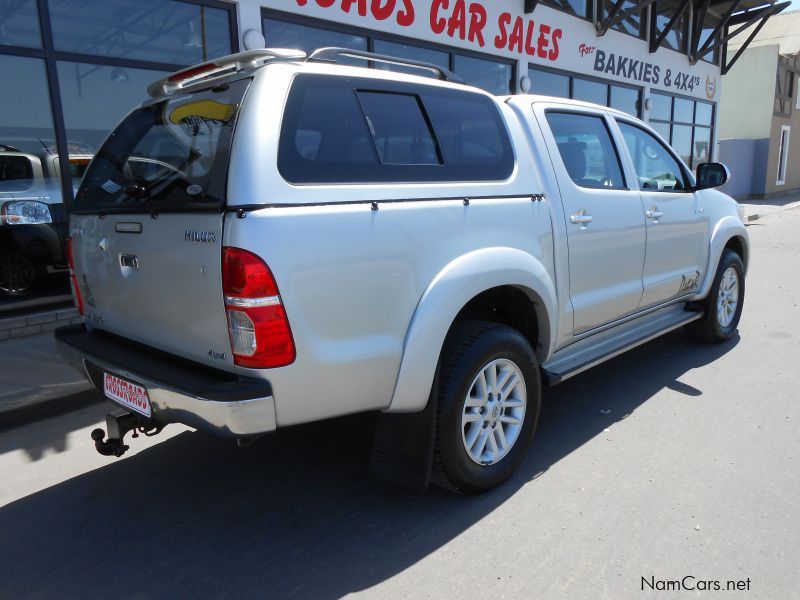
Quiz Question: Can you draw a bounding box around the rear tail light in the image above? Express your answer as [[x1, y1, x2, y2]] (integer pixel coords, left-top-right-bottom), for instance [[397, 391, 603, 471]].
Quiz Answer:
[[222, 247, 295, 368], [66, 238, 84, 316]]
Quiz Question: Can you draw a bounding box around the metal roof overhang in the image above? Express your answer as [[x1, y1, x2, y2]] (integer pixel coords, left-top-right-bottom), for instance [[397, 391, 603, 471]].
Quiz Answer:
[[523, 0, 790, 75], [698, 0, 792, 74]]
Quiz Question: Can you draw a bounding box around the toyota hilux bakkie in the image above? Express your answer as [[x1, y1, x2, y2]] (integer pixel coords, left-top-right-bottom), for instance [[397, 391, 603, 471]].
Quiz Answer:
[[56, 48, 748, 493]]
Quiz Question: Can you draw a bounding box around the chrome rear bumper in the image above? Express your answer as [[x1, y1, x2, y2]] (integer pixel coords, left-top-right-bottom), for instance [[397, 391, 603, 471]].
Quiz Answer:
[[55, 325, 276, 437]]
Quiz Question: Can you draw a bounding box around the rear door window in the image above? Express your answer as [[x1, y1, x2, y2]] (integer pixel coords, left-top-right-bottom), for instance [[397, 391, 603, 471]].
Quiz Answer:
[[73, 78, 250, 213], [278, 74, 514, 184]]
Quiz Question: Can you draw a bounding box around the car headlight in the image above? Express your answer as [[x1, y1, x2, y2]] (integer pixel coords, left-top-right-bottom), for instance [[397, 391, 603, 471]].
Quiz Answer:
[[2, 201, 53, 225]]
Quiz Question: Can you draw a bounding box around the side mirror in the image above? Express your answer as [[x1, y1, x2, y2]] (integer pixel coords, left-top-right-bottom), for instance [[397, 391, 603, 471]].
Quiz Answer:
[[695, 162, 729, 190]]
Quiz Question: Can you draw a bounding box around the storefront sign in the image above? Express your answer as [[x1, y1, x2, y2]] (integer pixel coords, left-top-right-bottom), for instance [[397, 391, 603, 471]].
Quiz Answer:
[[270, 0, 720, 100]]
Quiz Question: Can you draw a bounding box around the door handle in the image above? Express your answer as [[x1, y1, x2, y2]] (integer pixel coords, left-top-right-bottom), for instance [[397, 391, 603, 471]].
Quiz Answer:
[[646, 208, 664, 220], [570, 211, 593, 229]]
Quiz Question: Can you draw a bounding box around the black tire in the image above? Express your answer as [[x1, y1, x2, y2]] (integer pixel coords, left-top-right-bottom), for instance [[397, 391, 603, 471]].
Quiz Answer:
[[433, 321, 541, 494], [0, 253, 39, 297], [685, 249, 745, 343]]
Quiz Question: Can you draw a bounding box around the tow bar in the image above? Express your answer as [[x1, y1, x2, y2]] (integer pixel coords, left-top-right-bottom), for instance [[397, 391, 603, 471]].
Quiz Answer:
[[91, 408, 164, 457]]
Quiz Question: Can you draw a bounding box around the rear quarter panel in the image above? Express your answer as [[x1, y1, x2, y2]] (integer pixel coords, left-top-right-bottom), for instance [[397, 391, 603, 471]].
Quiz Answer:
[[226, 197, 554, 426]]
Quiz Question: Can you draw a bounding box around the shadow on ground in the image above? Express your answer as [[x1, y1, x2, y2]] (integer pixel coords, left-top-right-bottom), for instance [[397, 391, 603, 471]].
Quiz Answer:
[[0, 331, 738, 598]]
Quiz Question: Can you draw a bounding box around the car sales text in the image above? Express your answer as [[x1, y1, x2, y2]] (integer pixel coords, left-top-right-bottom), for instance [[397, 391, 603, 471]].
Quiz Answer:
[[294, 0, 562, 61]]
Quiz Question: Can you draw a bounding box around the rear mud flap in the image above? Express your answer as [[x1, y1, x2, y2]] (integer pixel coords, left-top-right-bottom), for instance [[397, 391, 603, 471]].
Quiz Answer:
[[370, 370, 438, 490]]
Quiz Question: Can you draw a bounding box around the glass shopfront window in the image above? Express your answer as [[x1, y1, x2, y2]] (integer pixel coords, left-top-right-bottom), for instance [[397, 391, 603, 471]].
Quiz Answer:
[[49, 0, 232, 65], [653, 0, 687, 52], [603, 0, 645, 38], [0, 55, 65, 301], [0, 55, 55, 154], [609, 85, 640, 117], [531, 69, 570, 98], [453, 54, 512, 95], [0, 0, 236, 306], [262, 11, 514, 95], [697, 14, 721, 65], [0, 0, 41, 48], [649, 91, 715, 169], [373, 40, 449, 78], [530, 67, 642, 117], [57, 62, 170, 154], [540, 0, 591, 20], [263, 16, 367, 59], [573, 78, 608, 106]]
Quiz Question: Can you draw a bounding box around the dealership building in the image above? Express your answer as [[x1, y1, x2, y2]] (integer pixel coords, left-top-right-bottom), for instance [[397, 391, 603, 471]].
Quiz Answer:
[[1, 0, 791, 205]]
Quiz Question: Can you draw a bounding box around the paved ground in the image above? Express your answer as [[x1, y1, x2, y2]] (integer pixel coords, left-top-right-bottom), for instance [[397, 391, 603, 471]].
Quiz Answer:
[[0, 204, 798, 599], [0, 331, 92, 416]]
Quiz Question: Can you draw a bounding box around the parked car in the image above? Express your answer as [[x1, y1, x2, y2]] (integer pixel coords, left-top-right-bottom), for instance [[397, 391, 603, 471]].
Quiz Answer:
[[0, 142, 93, 296], [56, 48, 748, 493]]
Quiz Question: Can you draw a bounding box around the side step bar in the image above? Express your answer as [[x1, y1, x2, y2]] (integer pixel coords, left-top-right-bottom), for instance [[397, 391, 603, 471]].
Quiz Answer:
[[542, 306, 704, 386]]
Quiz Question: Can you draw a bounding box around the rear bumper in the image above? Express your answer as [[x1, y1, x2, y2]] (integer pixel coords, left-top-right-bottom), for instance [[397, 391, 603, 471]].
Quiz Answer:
[[55, 325, 276, 437]]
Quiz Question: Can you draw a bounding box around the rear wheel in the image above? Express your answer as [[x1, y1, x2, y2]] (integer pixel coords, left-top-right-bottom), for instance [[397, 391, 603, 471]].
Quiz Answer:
[[685, 249, 744, 342], [0, 254, 38, 296], [433, 322, 541, 494]]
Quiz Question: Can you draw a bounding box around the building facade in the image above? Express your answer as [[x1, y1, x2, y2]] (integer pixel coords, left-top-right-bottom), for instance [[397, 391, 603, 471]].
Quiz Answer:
[[0, 0, 785, 304], [719, 10, 800, 199]]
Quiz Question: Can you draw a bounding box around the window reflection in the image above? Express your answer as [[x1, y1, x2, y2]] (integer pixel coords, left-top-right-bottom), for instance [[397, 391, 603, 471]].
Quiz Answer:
[[654, 0, 687, 52], [649, 93, 714, 169], [0, 55, 67, 299], [49, 0, 232, 64], [604, 0, 644, 38], [671, 124, 692, 166], [573, 78, 608, 106], [697, 13, 721, 64], [541, 0, 590, 19], [453, 55, 512, 95], [263, 17, 367, 63], [373, 40, 449, 78], [610, 85, 639, 117], [0, 0, 41, 48], [57, 62, 169, 158], [531, 69, 570, 98]]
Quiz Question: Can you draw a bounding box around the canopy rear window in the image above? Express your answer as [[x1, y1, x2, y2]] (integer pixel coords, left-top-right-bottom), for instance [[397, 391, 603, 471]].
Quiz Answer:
[[73, 79, 249, 213]]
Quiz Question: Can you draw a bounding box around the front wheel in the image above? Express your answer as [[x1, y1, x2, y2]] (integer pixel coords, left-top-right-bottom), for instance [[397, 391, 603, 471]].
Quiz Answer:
[[685, 249, 745, 342], [433, 322, 541, 494]]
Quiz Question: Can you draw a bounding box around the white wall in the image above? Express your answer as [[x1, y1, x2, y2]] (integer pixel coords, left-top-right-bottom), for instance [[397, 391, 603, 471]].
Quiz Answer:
[[718, 44, 777, 140]]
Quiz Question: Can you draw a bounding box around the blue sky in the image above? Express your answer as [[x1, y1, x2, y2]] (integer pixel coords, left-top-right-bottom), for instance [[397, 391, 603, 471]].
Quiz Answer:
[[790, 0, 800, 11]]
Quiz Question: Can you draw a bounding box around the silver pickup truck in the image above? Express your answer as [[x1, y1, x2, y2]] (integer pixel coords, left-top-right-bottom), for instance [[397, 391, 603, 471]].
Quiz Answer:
[[56, 48, 748, 494]]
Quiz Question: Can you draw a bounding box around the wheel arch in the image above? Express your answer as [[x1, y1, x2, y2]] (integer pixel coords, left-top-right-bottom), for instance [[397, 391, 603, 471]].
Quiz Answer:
[[386, 247, 556, 413], [695, 217, 749, 301]]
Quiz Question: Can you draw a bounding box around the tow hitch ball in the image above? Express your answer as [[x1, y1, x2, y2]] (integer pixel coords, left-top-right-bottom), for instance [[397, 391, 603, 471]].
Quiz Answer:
[[90, 409, 164, 457]]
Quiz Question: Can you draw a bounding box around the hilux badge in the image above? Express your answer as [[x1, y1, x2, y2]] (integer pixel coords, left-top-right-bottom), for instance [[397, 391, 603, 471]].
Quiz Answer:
[[185, 230, 217, 243]]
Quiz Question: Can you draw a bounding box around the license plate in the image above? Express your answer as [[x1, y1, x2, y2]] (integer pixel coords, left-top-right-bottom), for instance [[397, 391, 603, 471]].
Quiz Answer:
[[103, 373, 151, 418]]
